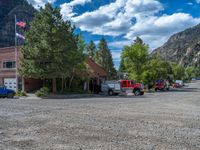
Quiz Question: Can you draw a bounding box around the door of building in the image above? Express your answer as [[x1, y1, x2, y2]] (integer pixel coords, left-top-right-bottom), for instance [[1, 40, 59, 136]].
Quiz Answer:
[[4, 78, 17, 91]]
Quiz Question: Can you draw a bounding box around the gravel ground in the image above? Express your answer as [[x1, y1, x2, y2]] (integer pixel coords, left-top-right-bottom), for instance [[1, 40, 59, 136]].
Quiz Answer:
[[0, 81, 200, 150]]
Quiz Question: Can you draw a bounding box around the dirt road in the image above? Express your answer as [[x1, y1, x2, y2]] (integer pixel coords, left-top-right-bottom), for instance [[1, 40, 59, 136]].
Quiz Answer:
[[0, 81, 200, 149]]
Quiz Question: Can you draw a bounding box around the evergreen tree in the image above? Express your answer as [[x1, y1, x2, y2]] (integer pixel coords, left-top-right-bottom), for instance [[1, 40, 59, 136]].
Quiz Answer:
[[19, 3, 80, 93], [77, 33, 86, 53], [86, 40, 96, 60], [134, 36, 144, 45], [96, 38, 116, 79]]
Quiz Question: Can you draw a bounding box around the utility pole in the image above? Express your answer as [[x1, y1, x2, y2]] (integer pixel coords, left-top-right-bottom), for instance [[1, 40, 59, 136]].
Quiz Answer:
[[14, 15, 18, 92]]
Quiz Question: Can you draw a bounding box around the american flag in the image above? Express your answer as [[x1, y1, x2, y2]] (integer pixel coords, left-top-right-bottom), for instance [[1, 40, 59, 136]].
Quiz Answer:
[[16, 20, 26, 28]]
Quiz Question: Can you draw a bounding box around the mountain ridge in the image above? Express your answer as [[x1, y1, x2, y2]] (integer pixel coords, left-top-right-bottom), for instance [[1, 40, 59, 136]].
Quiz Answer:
[[153, 23, 200, 67], [0, 0, 35, 48]]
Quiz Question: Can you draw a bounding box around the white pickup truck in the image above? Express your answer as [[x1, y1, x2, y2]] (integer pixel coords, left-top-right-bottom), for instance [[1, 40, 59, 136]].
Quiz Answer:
[[101, 81, 121, 96]]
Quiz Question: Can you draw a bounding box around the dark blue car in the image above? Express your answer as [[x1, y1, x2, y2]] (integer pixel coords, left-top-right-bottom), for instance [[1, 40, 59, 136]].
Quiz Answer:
[[0, 86, 15, 98]]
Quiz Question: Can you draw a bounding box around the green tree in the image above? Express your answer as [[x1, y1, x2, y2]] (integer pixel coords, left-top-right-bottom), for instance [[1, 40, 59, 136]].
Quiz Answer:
[[142, 58, 173, 89], [96, 37, 116, 79], [121, 41, 148, 81], [67, 33, 86, 89], [185, 66, 197, 80], [77, 33, 86, 53], [171, 63, 185, 80], [86, 40, 96, 60], [19, 3, 79, 93], [134, 36, 144, 45], [119, 56, 126, 72]]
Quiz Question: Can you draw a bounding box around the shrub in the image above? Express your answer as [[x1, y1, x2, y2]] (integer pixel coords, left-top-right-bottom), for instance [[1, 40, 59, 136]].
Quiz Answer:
[[16, 91, 27, 97], [35, 87, 50, 97]]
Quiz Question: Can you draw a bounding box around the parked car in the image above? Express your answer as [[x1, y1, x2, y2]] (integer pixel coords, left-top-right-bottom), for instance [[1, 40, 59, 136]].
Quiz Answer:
[[120, 79, 144, 96], [175, 80, 184, 86], [155, 79, 170, 91], [173, 83, 182, 88], [0, 86, 15, 98], [101, 81, 121, 96], [101, 79, 144, 96]]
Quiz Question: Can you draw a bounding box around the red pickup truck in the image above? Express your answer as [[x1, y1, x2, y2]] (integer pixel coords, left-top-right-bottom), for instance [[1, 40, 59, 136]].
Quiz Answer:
[[120, 79, 144, 96], [155, 79, 170, 91]]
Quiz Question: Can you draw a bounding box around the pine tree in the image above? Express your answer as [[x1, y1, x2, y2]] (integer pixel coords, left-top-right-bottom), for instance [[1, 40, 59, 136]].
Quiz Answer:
[[19, 3, 80, 93], [134, 36, 144, 45], [96, 38, 116, 79], [86, 40, 96, 60]]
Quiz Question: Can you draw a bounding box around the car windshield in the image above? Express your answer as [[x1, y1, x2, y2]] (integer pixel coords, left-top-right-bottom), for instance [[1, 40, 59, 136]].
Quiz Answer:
[[156, 79, 164, 83]]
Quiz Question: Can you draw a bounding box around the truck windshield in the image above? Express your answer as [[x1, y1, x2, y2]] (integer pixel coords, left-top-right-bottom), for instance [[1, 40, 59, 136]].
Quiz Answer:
[[131, 81, 135, 84]]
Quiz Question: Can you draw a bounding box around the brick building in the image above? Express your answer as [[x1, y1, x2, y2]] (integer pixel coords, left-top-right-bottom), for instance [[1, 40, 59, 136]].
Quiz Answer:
[[0, 46, 42, 92], [0, 47, 107, 92]]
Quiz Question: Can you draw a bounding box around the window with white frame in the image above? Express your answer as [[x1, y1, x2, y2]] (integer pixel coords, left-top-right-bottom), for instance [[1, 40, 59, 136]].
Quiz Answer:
[[3, 61, 16, 69]]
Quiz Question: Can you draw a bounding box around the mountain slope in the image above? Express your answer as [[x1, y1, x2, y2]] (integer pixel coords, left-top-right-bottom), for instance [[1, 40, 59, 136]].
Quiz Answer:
[[0, 0, 35, 47], [152, 24, 200, 67]]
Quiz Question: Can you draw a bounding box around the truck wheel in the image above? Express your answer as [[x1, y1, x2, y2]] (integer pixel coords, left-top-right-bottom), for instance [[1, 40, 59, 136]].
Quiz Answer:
[[108, 90, 113, 96], [7, 93, 14, 98], [140, 92, 144, 95], [133, 89, 141, 96]]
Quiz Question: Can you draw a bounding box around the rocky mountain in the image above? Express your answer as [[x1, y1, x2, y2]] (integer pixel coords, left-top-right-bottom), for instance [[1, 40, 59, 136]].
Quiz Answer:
[[152, 24, 200, 67], [0, 0, 35, 47]]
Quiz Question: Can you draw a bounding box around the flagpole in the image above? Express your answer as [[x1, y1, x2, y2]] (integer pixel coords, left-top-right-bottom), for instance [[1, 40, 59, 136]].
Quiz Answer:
[[14, 15, 18, 92]]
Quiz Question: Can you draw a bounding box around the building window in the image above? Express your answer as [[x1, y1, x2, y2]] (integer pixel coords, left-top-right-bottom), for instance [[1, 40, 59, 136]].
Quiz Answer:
[[3, 61, 16, 69]]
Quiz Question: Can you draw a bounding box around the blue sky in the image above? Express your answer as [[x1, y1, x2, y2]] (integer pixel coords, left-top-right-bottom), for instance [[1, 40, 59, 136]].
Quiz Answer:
[[27, 0, 200, 68]]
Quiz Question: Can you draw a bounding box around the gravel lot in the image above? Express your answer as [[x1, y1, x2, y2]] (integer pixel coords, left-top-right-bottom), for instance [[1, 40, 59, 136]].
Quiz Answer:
[[0, 81, 200, 150]]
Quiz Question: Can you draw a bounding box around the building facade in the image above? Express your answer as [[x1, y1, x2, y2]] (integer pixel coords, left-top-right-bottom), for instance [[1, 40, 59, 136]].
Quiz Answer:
[[0, 46, 42, 92], [0, 47, 107, 93]]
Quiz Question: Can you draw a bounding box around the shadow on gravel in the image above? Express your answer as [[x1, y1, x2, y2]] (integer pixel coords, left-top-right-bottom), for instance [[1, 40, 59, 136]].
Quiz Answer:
[[44, 95, 147, 100], [167, 88, 199, 93]]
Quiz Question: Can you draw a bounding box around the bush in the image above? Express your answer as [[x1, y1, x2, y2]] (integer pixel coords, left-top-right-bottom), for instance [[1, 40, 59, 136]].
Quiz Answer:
[[35, 87, 50, 97], [16, 91, 27, 97]]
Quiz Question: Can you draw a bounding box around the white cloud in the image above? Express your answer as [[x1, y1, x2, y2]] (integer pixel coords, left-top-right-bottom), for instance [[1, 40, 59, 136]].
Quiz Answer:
[[27, 0, 56, 9], [111, 50, 121, 60], [109, 40, 132, 49], [60, 0, 92, 20], [69, 0, 200, 50], [187, 2, 193, 5], [69, 0, 92, 6], [27, 0, 200, 51]]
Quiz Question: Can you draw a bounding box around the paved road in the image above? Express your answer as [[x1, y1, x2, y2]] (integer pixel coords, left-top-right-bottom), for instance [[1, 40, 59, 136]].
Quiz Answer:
[[0, 81, 200, 150]]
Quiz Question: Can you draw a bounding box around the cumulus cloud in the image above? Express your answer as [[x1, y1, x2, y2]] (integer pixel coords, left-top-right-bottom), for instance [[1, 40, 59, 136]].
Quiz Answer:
[[60, 0, 92, 20], [27, 0, 56, 9], [69, 0, 200, 50]]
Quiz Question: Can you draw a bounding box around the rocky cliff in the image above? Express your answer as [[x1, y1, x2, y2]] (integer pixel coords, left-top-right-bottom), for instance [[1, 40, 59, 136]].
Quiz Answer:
[[153, 24, 200, 67], [0, 0, 35, 47]]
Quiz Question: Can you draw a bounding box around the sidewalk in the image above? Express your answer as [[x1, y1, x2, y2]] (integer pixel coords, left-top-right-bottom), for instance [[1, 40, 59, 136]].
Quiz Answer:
[[17, 93, 102, 99]]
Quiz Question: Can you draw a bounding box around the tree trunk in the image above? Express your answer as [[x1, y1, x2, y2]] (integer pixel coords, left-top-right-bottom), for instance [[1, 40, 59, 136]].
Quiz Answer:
[[69, 74, 74, 89], [69, 68, 75, 89], [52, 78, 57, 94], [61, 76, 64, 92]]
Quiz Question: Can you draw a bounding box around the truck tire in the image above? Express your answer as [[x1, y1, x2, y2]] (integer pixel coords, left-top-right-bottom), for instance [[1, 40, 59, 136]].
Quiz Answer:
[[108, 90, 113, 96], [133, 89, 141, 96]]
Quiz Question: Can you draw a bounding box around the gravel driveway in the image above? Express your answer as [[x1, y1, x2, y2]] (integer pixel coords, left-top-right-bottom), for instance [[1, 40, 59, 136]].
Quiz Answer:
[[0, 81, 200, 150]]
